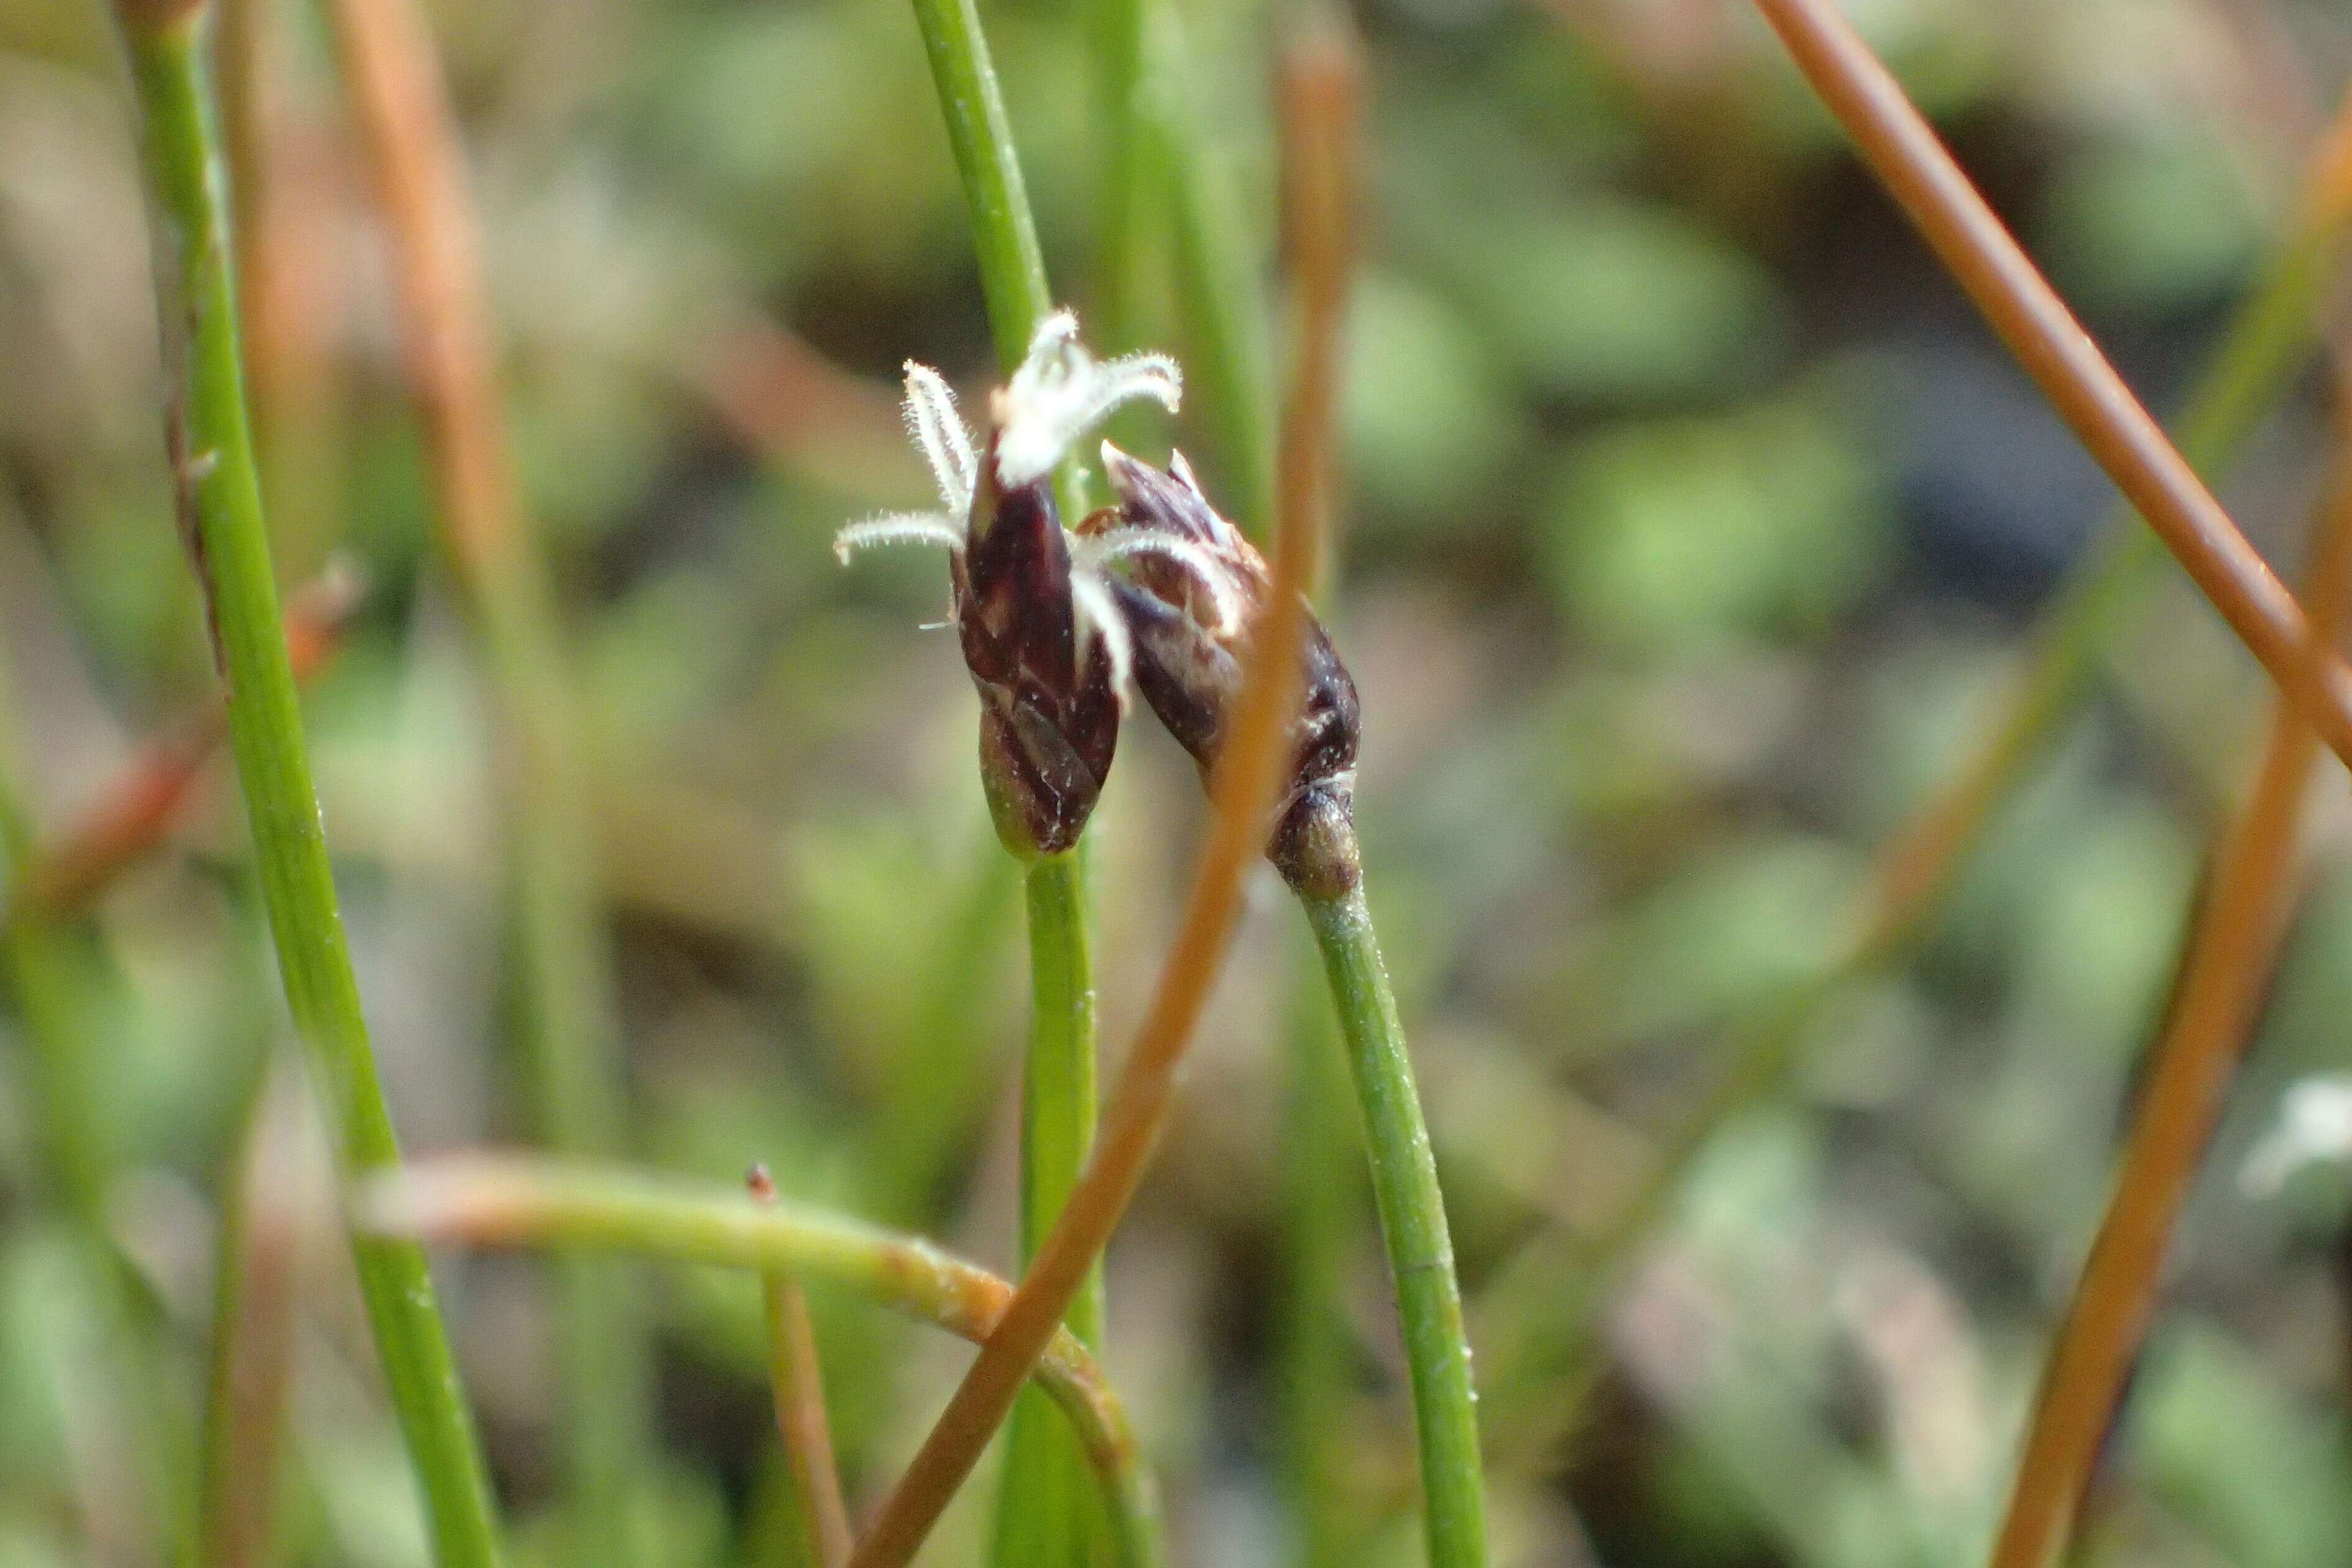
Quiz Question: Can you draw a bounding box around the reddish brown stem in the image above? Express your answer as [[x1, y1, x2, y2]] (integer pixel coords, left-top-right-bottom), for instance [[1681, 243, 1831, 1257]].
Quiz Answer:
[[200, 1060, 310, 1568], [8, 570, 359, 922], [1749, 0, 2352, 766], [749, 1166, 852, 1568], [1981, 387, 2352, 1564]]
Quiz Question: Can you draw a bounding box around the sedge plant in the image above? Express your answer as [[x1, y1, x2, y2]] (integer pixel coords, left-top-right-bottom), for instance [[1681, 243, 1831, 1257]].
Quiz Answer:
[[102, 1, 502, 1561], [892, 0, 1137, 1554], [847, 0, 1490, 1559], [840, 20, 1489, 1568]]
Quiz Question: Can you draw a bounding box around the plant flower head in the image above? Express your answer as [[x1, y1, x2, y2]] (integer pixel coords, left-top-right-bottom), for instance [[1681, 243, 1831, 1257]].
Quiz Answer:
[[1084, 443, 1363, 898], [835, 311, 1180, 857]]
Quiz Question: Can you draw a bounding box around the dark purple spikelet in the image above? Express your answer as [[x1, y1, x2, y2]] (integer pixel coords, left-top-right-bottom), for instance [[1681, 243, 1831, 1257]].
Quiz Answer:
[[836, 313, 1186, 859], [1087, 446, 1363, 898], [953, 441, 1122, 857]]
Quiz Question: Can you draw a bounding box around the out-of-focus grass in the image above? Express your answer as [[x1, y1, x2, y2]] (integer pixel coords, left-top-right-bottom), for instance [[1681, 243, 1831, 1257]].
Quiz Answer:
[[4, 0, 2352, 1564]]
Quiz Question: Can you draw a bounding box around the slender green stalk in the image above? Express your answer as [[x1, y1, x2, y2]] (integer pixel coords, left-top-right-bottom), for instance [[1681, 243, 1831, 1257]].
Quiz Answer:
[[908, 0, 1052, 371], [497, 604, 652, 1564], [359, 1158, 1165, 1568], [1280, 941, 1358, 1568], [1088, 0, 1150, 364], [108, 10, 502, 1562], [905, 0, 1085, 526], [997, 853, 1108, 1568], [1470, 137, 2352, 1468], [0, 718, 113, 1234], [1303, 887, 1484, 1568], [902, 0, 1122, 1556], [198, 1056, 302, 1568], [1146, 7, 1278, 529], [865, 840, 1020, 1222]]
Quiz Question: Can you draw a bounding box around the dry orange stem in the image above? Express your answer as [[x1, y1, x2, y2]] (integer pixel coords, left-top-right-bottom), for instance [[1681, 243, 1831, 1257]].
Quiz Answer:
[[840, 57, 1351, 1564], [1749, 0, 2352, 768], [1981, 395, 2352, 1565], [325, 0, 516, 586], [749, 1166, 853, 1568], [200, 1061, 311, 1568]]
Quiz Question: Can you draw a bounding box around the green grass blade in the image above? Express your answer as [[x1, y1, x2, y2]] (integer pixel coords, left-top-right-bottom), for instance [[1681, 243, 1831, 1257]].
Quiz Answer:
[[1304, 887, 1485, 1568], [995, 854, 1107, 1568], [1146, 8, 1277, 530], [108, 10, 502, 1562], [900, 0, 1125, 1556], [359, 1158, 1165, 1568]]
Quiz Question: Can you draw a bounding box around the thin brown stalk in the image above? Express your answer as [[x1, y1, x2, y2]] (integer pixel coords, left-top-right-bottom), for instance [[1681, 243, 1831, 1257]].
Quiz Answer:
[[1748, 0, 2352, 765], [7, 570, 359, 923], [840, 58, 1346, 1564], [1980, 397, 2352, 1566], [748, 1165, 852, 1568], [326, 0, 515, 583], [198, 1059, 310, 1568], [324, 0, 650, 1547]]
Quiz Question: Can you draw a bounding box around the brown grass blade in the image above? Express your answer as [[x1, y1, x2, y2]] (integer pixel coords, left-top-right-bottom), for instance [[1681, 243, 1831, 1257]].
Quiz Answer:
[[1980, 385, 2352, 1566], [749, 1165, 853, 1568], [1748, 0, 2352, 765]]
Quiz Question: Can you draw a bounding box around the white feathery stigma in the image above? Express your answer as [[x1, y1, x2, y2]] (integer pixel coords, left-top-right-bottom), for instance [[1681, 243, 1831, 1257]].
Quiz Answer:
[[832, 512, 964, 565], [836, 318, 1193, 707], [1074, 528, 1246, 637], [992, 309, 1181, 491], [902, 361, 976, 516], [834, 361, 980, 565], [1067, 570, 1135, 707]]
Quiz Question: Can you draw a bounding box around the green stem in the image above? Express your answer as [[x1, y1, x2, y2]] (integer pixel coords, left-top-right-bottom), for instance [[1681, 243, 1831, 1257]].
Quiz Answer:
[[1281, 938, 1358, 1568], [1303, 885, 1485, 1568], [903, 0, 1135, 1556], [865, 840, 1020, 1222], [198, 1053, 300, 1568], [1146, 7, 1278, 530], [1088, 0, 1149, 362], [907, 0, 1051, 371], [905, 0, 1085, 523], [359, 1159, 1165, 1568], [109, 12, 502, 1563], [997, 854, 1106, 1568], [1470, 168, 2352, 1468]]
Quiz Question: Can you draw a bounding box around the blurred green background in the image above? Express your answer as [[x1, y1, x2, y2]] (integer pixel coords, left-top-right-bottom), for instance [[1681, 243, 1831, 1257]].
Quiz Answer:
[[6, 0, 2352, 1564]]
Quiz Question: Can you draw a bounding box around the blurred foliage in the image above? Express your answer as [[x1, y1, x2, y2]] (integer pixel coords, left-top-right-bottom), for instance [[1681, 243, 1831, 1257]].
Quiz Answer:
[[6, 0, 2352, 1564]]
